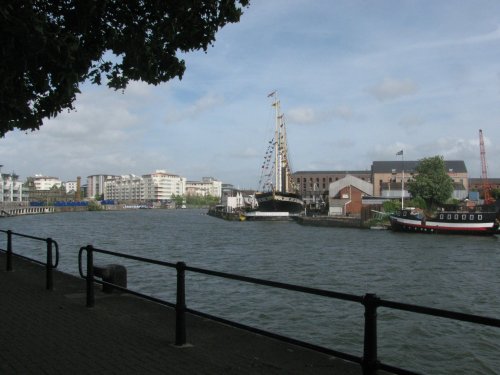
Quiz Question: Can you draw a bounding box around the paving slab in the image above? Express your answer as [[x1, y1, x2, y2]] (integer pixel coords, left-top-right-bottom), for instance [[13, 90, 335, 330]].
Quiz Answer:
[[0, 252, 364, 374]]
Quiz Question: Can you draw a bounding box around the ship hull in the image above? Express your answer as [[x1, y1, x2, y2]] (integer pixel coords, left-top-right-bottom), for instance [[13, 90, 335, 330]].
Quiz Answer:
[[255, 191, 304, 214], [389, 209, 500, 236]]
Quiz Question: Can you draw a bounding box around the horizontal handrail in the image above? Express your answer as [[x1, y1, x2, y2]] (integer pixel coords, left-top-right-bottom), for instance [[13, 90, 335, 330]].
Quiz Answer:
[[379, 298, 500, 327], [0, 229, 59, 289], [185, 264, 364, 303], [78, 244, 500, 375]]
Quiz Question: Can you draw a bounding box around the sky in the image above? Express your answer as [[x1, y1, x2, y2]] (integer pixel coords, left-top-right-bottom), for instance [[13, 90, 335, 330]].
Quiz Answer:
[[2, 0, 500, 189]]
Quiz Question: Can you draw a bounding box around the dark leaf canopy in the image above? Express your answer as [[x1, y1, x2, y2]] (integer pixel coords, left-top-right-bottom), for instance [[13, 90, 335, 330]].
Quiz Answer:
[[406, 155, 454, 208], [0, 0, 249, 136]]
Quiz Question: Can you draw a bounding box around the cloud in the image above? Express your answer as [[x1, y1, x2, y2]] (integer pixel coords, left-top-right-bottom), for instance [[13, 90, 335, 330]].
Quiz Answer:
[[369, 142, 412, 161], [398, 114, 425, 130], [0, 88, 149, 179], [287, 105, 353, 125], [408, 25, 500, 51], [367, 78, 418, 101], [229, 147, 261, 159], [164, 92, 224, 124], [332, 106, 353, 120], [287, 107, 317, 124]]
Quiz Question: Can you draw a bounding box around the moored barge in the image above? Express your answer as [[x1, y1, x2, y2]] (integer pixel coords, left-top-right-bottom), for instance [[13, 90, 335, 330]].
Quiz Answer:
[[389, 208, 500, 236]]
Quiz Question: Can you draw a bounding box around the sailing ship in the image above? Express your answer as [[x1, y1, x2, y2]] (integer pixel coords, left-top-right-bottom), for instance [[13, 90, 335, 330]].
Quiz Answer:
[[251, 92, 304, 218]]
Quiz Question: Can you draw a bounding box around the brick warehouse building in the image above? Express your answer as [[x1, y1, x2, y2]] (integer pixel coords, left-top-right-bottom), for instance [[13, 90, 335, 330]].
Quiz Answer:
[[328, 175, 373, 216], [371, 160, 468, 199], [292, 170, 372, 205], [294, 160, 471, 215]]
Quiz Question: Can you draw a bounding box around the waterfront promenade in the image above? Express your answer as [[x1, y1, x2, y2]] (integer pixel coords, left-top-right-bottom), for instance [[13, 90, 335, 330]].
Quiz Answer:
[[0, 252, 363, 374]]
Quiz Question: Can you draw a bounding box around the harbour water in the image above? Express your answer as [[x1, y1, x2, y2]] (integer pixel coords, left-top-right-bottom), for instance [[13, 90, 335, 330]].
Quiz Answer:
[[2, 209, 499, 374]]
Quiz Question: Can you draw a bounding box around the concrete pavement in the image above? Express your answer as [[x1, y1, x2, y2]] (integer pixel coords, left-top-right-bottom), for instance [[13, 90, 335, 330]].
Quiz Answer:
[[0, 252, 363, 374]]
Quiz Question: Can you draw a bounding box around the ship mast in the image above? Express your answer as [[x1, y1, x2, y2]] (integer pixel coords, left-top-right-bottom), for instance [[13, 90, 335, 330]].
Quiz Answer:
[[279, 112, 287, 193], [271, 91, 297, 194], [273, 94, 281, 192]]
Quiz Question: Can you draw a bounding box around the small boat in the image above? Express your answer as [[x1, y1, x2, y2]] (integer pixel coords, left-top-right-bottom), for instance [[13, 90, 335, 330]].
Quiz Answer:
[[252, 91, 304, 218], [389, 208, 500, 236]]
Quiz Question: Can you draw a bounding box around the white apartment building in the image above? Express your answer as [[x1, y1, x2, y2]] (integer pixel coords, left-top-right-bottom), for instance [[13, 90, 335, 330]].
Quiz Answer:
[[186, 177, 222, 198], [0, 174, 26, 202], [87, 174, 117, 199], [33, 175, 62, 190], [104, 175, 144, 201], [64, 181, 78, 193], [104, 170, 186, 202], [143, 170, 186, 201]]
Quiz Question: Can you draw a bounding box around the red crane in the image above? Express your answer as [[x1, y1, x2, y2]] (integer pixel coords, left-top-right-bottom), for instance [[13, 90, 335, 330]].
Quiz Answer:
[[479, 129, 494, 205]]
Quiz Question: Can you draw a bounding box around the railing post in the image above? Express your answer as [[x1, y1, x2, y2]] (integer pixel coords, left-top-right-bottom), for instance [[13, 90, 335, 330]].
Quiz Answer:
[[46, 238, 53, 290], [362, 293, 379, 375], [6, 230, 13, 271], [175, 261, 187, 346], [86, 245, 95, 308]]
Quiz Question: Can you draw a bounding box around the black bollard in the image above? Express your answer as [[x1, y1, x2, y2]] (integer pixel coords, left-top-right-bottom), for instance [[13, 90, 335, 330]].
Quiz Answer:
[[94, 264, 127, 293]]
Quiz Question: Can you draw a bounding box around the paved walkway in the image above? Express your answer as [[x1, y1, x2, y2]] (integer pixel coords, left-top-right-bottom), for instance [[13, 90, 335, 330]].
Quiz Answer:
[[0, 253, 364, 374]]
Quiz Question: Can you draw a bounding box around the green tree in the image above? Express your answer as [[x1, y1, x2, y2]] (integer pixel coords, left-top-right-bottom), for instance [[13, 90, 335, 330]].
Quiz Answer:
[[185, 194, 219, 207], [490, 188, 500, 200], [382, 199, 400, 213], [171, 194, 184, 207], [88, 200, 102, 211], [406, 156, 454, 209], [406, 196, 427, 210], [0, 0, 249, 136]]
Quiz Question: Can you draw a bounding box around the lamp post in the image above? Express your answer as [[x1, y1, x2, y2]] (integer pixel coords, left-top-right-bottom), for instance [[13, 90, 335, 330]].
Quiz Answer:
[[396, 150, 404, 209]]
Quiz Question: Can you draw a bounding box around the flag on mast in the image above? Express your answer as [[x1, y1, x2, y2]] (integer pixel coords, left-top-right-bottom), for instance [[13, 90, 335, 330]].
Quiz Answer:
[[396, 150, 403, 156]]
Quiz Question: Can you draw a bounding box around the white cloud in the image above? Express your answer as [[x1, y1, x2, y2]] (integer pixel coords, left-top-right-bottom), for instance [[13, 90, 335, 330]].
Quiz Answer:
[[287, 107, 317, 124], [367, 78, 419, 101], [287, 105, 353, 125], [407, 24, 500, 51], [164, 92, 224, 124], [398, 114, 425, 130], [332, 106, 353, 121]]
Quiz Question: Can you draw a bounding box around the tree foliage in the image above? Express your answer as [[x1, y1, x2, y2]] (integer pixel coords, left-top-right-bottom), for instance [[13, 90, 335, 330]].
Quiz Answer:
[[0, 0, 249, 136], [171, 194, 219, 207], [382, 199, 400, 213], [406, 156, 454, 208], [186, 194, 219, 206], [407, 196, 427, 210], [491, 188, 500, 200]]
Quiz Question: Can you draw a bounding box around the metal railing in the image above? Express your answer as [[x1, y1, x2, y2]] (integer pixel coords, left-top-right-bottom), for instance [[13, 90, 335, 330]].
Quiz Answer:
[[0, 229, 59, 290], [78, 244, 500, 375]]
